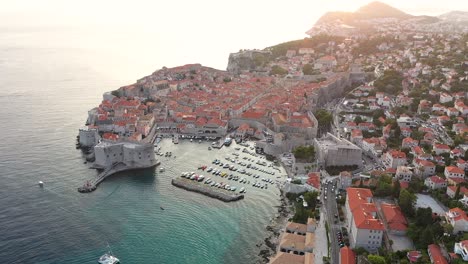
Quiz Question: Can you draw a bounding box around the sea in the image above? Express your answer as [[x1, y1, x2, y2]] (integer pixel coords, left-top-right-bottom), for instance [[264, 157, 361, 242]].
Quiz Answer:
[[0, 29, 284, 264]]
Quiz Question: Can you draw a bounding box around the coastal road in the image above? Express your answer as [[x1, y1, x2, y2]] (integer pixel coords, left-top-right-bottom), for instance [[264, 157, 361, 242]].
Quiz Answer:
[[323, 179, 341, 264]]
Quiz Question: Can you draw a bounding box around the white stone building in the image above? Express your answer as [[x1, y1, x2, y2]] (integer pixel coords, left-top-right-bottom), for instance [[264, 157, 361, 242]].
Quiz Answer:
[[445, 208, 468, 234], [454, 240, 468, 261], [345, 188, 384, 252], [383, 150, 407, 169], [395, 166, 413, 182], [314, 133, 362, 168]]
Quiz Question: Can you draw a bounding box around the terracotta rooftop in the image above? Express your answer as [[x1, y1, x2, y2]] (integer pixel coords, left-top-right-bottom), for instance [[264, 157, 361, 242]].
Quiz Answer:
[[340, 246, 356, 264], [347, 188, 384, 230], [381, 203, 408, 231], [427, 244, 448, 264]]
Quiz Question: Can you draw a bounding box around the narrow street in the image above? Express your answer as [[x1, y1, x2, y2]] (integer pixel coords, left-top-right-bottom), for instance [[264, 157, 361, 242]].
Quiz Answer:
[[323, 179, 341, 264]]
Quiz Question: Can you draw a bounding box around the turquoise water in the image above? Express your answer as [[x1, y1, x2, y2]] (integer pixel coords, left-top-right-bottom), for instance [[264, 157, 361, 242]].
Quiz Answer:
[[0, 33, 282, 264]]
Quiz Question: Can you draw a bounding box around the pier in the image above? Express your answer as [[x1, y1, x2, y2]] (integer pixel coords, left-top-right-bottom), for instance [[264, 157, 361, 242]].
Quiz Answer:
[[171, 178, 244, 202], [78, 161, 160, 193]]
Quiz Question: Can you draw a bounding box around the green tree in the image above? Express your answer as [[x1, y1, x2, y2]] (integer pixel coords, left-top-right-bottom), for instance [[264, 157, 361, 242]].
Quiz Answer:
[[314, 109, 333, 135], [392, 180, 401, 199], [419, 226, 434, 248], [302, 63, 315, 75], [372, 109, 385, 120], [270, 65, 288, 76], [292, 145, 316, 162], [374, 69, 404, 95], [304, 191, 319, 210], [368, 254, 387, 264], [415, 207, 433, 226], [399, 189, 416, 217], [455, 185, 461, 200], [354, 116, 364, 124]]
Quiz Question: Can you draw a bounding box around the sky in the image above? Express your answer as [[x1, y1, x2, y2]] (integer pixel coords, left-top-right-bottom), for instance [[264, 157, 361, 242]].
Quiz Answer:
[[1, 0, 467, 76]]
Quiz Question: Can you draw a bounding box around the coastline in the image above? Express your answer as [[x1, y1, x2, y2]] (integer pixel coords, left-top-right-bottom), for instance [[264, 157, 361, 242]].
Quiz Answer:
[[257, 189, 292, 263]]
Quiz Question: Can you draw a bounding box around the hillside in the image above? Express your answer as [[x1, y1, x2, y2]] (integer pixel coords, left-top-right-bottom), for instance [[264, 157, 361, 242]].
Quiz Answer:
[[316, 1, 411, 25], [439, 11, 468, 22], [355, 1, 411, 19]]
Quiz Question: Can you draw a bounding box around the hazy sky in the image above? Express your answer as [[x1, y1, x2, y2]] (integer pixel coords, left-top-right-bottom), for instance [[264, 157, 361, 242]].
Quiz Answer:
[[1, 0, 467, 74]]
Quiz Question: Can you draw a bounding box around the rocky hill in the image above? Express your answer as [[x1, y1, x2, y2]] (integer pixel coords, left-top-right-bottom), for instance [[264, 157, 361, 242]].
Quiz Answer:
[[439, 11, 468, 22], [315, 1, 412, 25]]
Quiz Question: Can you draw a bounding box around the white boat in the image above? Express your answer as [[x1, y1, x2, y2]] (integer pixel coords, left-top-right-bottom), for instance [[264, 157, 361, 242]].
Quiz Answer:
[[98, 253, 119, 264], [38, 181, 44, 187], [239, 187, 245, 193], [98, 244, 119, 264], [159, 167, 165, 172]]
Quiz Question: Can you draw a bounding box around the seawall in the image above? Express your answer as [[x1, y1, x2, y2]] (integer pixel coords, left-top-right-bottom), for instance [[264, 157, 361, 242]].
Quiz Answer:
[[171, 178, 244, 202], [78, 161, 160, 193]]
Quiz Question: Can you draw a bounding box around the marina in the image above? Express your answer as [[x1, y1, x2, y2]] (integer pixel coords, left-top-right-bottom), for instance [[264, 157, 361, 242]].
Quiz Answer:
[[152, 133, 285, 202]]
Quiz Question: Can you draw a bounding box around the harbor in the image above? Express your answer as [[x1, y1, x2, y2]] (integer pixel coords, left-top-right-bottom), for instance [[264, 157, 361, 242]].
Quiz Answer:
[[73, 134, 286, 263]]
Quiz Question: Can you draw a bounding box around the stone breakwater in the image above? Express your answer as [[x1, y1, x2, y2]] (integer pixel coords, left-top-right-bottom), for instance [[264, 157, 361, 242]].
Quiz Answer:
[[171, 178, 244, 202]]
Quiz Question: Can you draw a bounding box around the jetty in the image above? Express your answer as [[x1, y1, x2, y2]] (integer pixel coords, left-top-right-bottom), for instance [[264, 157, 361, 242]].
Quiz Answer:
[[78, 161, 160, 193], [171, 178, 244, 202]]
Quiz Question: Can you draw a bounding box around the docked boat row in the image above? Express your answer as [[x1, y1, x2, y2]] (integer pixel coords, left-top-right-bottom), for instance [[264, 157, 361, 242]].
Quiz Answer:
[[180, 172, 246, 193], [205, 159, 278, 189], [214, 157, 277, 176]]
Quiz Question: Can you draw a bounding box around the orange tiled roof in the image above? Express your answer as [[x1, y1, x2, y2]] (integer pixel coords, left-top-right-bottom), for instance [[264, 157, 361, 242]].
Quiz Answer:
[[340, 246, 356, 264], [381, 203, 407, 231], [428, 244, 448, 264], [347, 188, 384, 230]]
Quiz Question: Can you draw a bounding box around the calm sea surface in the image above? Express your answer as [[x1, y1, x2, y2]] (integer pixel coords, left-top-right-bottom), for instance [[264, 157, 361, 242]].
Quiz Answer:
[[0, 31, 283, 264]]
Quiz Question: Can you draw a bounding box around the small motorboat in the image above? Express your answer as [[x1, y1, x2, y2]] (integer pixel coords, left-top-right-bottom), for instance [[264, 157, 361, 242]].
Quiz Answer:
[[98, 244, 119, 264], [160, 206, 165, 210], [38, 181, 44, 187]]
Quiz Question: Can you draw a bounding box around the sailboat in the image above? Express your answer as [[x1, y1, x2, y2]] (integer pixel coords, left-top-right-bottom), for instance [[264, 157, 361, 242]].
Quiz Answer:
[[98, 243, 120, 264]]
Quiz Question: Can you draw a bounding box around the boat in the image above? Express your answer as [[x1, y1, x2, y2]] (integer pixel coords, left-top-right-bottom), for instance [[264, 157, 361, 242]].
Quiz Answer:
[[159, 167, 165, 172], [224, 137, 233, 146], [160, 206, 165, 210], [98, 244, 119, 264], [38, 181, 44, 187], [239, 187, 245, 193], [208, 146, 212, 150]]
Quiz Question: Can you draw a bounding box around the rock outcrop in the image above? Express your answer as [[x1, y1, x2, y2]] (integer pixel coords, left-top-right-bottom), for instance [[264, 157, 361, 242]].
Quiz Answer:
[[227, 50, 271, 74]]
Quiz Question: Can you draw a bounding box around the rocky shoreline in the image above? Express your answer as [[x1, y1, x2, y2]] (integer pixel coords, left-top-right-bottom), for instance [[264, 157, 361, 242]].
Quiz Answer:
[[171, 178, 244, 202], [256, 190, 293, 263]]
